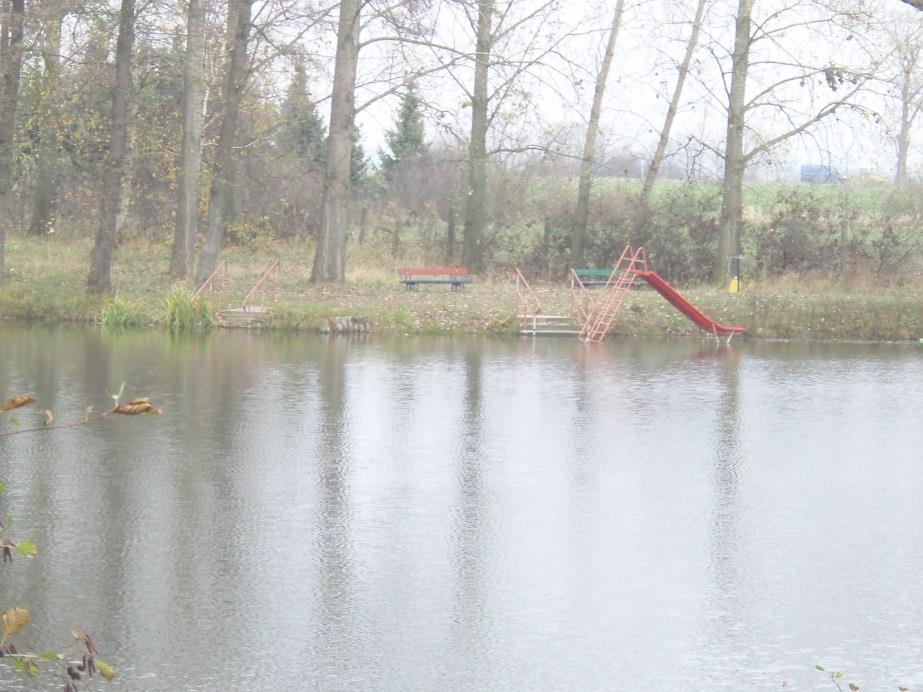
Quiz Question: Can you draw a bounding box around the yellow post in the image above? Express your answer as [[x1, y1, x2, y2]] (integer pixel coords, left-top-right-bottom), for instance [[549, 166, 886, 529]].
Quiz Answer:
[[727, 256, 741, 293]]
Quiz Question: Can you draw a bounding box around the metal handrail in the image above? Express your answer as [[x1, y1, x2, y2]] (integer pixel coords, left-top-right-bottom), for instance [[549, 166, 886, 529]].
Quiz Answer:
[[191, 260, 227, 307], [241, 259, 280, 311], [569, 268, 595, 324], [514, 268, 542, 325]]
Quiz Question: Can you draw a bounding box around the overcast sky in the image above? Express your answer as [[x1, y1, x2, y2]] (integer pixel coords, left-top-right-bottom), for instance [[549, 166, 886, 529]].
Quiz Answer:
[[335, 0, 923, 181]]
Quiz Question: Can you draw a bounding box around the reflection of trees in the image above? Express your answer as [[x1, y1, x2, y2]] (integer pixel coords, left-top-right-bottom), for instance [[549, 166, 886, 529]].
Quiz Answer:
[[449, 344, 487, 669], [312, 337, 356, 673], [704, 348, 744, 651]]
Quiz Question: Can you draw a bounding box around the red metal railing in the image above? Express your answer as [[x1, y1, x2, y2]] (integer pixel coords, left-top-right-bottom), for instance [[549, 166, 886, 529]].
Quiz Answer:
[[514, 268, 542, 330], [569, 268, 595, 325], [192, 260, 227, 308], [241, 259, 280, 312]]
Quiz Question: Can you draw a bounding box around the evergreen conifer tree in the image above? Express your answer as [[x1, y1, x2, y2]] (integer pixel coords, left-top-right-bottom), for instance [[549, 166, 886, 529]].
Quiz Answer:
[[280, 61, 326, 169], [350, 129, 367, 185], [381, 80, 425, 173]]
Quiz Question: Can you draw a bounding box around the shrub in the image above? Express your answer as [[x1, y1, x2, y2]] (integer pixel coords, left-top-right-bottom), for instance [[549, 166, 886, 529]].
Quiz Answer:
[[162, 285, 214, 331], [99, 296, 148, 328]]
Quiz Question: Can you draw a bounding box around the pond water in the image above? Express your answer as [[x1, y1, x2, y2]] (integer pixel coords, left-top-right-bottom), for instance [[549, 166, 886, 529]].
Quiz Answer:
[[1, 326, 922, 690]]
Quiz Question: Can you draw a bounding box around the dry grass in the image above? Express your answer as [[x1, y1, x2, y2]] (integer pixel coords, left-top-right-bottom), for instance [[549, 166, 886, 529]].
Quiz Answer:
[[2, 233, 923, 341]]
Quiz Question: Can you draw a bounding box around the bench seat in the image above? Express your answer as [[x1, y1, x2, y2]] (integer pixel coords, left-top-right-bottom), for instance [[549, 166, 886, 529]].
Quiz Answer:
[[399, 267, 473, 290], [571, 268, 644, 289]]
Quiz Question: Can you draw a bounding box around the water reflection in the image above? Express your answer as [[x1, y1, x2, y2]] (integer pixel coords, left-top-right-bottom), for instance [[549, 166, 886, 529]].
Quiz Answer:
[[703, 348, 745, 686], [2, 327, 923, 690]]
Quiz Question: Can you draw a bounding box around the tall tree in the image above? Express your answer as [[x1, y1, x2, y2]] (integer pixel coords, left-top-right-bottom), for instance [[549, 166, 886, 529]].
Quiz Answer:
[[279, 59, 326, 169], [195, 0, 253, 285], [888, 21, 923, 185], [169, 0, 207, 279], [87, 0, 136, 293], [717, 0, 752, 287], [572, 0, 625, 269], [0, 0, 25, 281], [462, 0, 492, 273], [715, 0, 870, 284], [432, 0, 559, 272], [639, 0, 708, 209], [310, 0, 361, 283], [381, 79, 426, 173], [28, 5, 64, 237]]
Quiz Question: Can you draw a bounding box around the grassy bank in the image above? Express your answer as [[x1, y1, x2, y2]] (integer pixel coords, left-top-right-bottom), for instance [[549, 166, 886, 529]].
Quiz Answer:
[[1, 234, 922, 341]]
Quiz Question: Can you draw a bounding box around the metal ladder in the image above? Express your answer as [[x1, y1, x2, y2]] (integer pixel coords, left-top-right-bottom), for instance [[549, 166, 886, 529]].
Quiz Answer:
[[581, 245, 647, 343]]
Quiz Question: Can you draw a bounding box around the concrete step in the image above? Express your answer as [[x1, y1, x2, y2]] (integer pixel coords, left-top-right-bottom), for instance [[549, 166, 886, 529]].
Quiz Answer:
[[519, 328, 582, 336], [217, 306, 271, 329]]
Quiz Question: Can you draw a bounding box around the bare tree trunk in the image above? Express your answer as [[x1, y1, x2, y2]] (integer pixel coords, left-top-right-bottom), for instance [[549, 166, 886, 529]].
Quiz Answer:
[[461, 0, 492, 273], [445, 205, 456, 264], [28, 11, 63, 237], [573, 0, 624, 268], [718, 0, 753, 286], [195, 0, 252, 285], [640, 0, 707, 208], [0, 0, 25, 282], [170, 0, 207, 279], [310, 0, 361, 283], [895, 74, 912, 185], [87, 0, 136, 294]]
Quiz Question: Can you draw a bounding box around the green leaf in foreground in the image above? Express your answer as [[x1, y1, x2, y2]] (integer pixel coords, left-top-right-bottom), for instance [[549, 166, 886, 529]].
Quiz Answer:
[[14, 540, 37, 558], [25, 659, 38, 677], [38, 651, 60, 660], [96, 658, 116, 681]]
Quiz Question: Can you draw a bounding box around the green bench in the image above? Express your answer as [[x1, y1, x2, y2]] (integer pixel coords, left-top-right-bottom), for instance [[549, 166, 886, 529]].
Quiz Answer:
[[570, 268, 643, 289]]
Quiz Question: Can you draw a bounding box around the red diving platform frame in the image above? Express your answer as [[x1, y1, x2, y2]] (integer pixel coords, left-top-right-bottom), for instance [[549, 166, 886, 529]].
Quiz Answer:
[[578, 245, 745, 344]]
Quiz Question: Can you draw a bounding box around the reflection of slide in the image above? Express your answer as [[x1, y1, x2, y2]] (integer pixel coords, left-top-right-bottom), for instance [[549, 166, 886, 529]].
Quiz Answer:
[[635, 271, 745, 336]]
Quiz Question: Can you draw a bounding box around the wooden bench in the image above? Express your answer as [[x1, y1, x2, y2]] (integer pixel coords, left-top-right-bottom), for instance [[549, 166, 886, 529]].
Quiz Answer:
[[571, 268, 644, 289], [399, 267, 473, 290]]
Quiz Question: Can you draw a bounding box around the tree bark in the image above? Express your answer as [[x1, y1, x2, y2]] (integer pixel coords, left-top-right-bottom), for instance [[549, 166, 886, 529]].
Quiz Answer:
[[28, 10, 63, 237], [640, 0, 707, 209], [572, 0, 624, 268], [895, 79, 911, 185], [893, 42, 921, 186], [310, 0, 361, 283], [718, 0, 753, 286], [195, 0, 252, 285], [461, 0, 492, 273], [445, 205, 456, 264], [87, 0, 136, 294], [170, 0, 207, 279], [0, 0, 25, 282]]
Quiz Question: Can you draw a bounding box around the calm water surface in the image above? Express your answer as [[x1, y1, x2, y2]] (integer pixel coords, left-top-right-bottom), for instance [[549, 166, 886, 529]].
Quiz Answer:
[[1, 326, 922, 690]]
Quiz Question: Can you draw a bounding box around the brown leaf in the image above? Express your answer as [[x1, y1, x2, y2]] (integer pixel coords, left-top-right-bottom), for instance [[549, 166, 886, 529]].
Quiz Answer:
[[0, 395, 34, 413], [1, 608, 30, 638], [113, 401, 157, 415]]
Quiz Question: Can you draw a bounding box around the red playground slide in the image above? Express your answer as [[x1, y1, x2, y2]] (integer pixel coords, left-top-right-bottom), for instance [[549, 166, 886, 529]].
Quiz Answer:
[[634, 271, 745, 337]]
